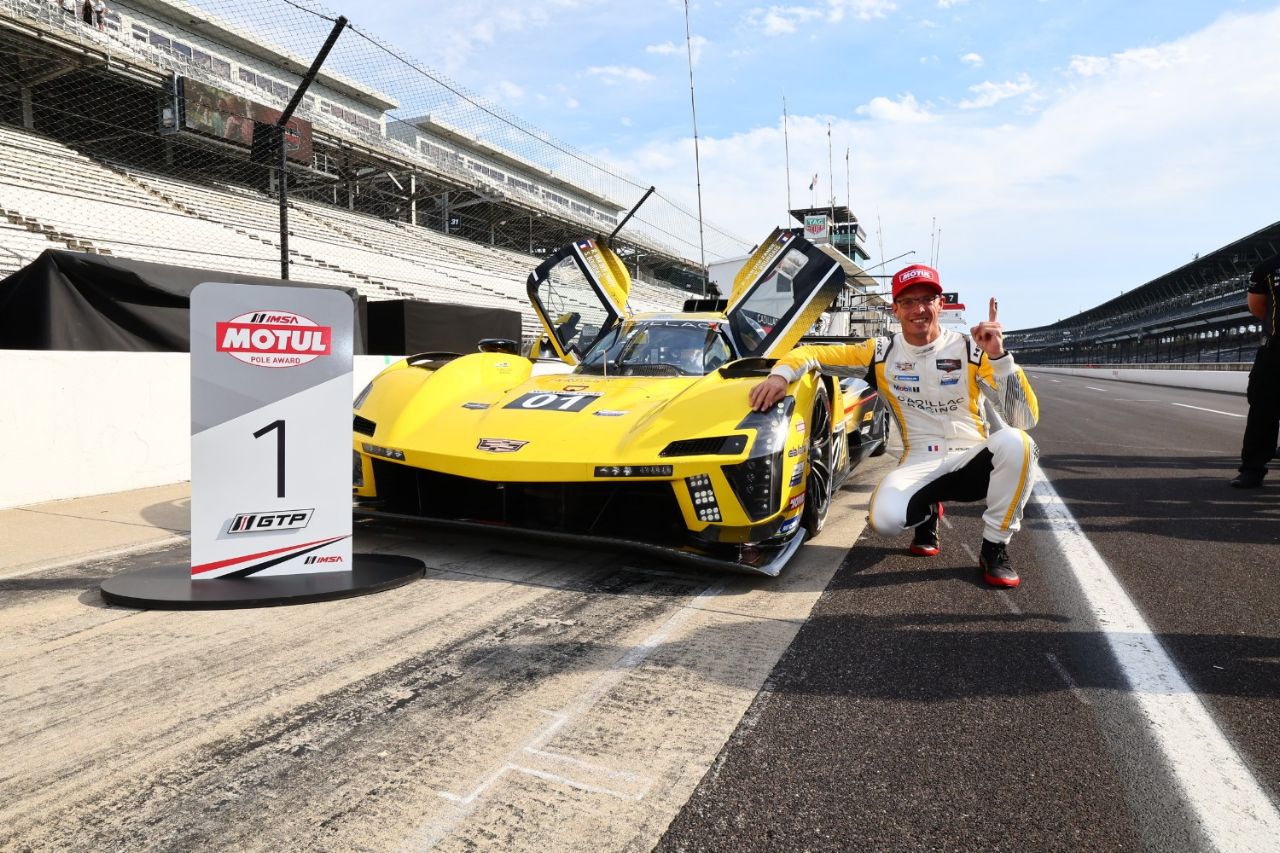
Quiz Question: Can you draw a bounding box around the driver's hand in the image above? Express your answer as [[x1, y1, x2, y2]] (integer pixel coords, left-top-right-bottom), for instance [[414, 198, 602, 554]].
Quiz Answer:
[[749, 374, 788, 412]]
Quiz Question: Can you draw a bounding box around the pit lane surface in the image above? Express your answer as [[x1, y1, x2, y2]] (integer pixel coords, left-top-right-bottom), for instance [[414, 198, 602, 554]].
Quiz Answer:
[[0, 475, 880, 851], [659, 372, 1280, 852]]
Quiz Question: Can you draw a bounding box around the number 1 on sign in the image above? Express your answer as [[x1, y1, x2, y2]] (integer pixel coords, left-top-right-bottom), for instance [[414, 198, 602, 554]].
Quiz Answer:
[[254, 419, 286, 497]]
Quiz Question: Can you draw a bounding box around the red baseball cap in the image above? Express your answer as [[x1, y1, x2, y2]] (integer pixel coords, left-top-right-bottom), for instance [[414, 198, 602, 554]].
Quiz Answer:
[[891, 264, 943, 301]]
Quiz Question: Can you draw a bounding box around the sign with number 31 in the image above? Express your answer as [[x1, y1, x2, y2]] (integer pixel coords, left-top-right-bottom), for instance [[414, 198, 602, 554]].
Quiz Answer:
[[190, 283, 354, 579]]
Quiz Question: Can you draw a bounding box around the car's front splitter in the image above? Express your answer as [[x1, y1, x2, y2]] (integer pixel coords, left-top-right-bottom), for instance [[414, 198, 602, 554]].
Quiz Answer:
[[352, 506, 807, 578]]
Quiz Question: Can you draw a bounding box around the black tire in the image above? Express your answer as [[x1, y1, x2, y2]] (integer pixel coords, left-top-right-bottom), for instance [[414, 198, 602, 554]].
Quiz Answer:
[[869, 403, 890, 457], [802, 385, 834, 537]]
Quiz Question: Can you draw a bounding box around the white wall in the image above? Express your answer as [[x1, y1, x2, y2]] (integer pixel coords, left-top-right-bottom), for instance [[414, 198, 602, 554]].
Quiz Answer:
[[1, 352, 404, 510], [1028, 365, 1247, 394]]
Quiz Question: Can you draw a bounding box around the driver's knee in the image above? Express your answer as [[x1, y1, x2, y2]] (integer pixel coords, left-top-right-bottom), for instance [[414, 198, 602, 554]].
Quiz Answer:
[[868, 484, 909, 537], [988, 428, 1036, 469]]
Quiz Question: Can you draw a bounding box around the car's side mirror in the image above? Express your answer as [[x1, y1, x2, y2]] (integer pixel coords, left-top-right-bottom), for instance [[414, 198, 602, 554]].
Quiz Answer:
[[479, 338, 519, 354]]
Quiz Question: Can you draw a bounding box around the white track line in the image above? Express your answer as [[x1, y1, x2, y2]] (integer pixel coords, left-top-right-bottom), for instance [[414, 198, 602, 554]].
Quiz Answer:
[[1085, 385, 1110, 392], [1171, 403, 1245, 418], [1031, 477, 1280, 851]]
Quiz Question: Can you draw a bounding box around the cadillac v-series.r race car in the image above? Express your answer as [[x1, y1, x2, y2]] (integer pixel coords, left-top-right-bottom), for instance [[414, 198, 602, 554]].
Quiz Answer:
[[351, 229, 888, 576]]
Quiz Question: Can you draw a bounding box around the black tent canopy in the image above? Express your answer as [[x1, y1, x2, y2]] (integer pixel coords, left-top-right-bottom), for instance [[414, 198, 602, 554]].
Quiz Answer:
[[0, 250, 368, 352], [0, 250, 524, 354]]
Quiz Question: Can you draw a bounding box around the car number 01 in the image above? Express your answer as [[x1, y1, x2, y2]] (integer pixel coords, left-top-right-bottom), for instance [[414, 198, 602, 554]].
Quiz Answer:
[[505, 391, 598, 413]]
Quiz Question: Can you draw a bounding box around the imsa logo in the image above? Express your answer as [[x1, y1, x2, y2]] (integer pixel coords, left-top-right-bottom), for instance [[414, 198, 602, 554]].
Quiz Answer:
[[216, 310, 331, 368], [304, 554, 344, 565], [228, 509, 314, 534]]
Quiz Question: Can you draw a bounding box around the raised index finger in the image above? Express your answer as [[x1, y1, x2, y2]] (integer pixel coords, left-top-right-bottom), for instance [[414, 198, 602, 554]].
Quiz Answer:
[[988, 297, 998, 323]]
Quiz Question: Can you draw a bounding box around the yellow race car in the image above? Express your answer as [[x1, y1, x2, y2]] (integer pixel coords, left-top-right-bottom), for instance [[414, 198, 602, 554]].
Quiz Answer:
[[351, 229, 887, 575]]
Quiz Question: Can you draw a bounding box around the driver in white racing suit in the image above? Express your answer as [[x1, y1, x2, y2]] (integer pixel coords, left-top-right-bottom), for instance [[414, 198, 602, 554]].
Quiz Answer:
[[748, 263, 1039, 588]]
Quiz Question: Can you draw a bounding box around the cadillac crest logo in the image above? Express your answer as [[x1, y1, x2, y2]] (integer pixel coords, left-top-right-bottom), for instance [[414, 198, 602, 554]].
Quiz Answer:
[[477, 437, 528, 453]]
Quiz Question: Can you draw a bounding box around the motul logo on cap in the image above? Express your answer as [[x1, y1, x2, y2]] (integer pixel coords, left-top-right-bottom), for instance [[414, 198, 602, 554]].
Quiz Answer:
[[898, 268, 933, 283], [216, 310, 331, 367]]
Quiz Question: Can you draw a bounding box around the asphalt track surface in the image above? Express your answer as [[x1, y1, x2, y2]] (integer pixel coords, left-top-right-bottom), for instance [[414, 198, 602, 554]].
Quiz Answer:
[[659, 372, 1280, 852], [4, 373, 1278, 851]]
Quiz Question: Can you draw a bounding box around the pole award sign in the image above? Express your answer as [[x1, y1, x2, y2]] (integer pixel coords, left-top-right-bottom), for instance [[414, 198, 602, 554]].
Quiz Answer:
[[190, 283, 353, 579]]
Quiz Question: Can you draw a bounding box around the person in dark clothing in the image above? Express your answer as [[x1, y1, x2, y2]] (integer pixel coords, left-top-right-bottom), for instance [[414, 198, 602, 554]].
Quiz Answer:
[[80, 0, 93, 25], [1231, 252, 1280, 488]]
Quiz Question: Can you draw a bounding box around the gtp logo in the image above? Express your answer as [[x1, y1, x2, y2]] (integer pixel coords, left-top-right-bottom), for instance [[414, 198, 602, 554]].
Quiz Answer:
[[227, 509, 314, 533], [216, 310, 331, 368]]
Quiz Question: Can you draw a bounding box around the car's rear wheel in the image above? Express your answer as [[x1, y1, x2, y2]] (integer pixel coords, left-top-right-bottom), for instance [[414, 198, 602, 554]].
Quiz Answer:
[[869, 403, 890, 457], [802, 385, 833, 537]]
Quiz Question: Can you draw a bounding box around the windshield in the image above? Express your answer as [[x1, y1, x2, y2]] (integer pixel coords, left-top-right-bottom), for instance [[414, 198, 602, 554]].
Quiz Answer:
[[577, 320, 734, 376]]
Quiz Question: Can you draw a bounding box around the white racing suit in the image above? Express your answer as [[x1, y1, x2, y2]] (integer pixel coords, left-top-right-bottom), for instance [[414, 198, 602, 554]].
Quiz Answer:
[[772, 329, 1039, 544]]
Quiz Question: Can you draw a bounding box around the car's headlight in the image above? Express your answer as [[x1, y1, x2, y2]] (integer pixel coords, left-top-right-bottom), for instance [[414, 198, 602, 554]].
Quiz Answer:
[[720, 399, 792, 521]]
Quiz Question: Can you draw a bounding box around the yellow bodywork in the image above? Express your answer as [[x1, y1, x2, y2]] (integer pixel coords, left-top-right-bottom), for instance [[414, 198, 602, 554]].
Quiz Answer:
[[352, 343, 867, 536]]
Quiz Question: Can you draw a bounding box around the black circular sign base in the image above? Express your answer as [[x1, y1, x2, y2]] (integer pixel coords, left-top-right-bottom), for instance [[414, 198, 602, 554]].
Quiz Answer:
[[99, 553, 424, 610]]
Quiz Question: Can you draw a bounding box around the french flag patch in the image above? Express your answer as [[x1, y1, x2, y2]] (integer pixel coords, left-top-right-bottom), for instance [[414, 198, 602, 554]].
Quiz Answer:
[[927, 443, 941, 452]]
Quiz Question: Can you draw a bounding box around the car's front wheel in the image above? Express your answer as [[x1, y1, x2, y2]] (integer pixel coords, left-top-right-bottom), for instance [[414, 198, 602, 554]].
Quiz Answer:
[[802, 385, 833, 537]]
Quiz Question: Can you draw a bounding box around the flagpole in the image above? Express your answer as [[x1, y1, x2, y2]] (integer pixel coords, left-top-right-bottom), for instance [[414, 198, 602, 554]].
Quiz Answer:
[[683, 0, 707, 295], [845, 146, 850, 210], [783, 96, 792, 218], [827, 121, 834, 219]]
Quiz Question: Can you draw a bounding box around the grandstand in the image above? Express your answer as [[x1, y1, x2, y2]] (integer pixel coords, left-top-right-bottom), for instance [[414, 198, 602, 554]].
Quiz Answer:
[[0, 0, 745, 345], [1005, 221, 1280, 366]]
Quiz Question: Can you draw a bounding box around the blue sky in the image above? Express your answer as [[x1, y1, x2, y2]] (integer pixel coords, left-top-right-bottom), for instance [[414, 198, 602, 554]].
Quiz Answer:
[[336, 0, 1279, 332]]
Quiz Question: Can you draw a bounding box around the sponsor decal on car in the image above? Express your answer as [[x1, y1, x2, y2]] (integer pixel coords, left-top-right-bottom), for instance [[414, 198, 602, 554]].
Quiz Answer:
[[228, 509, 314, 534], [780, 515, 800, 534], [461, 401, 491, 410], [504, 391, 602, 412], [304, 554, 344, 565], [787, 492, 806, 510], [789, 466, 804, 486], [788, 446, 807, 458], [594, 409, 629, 417], [795, 419, 806, 434], [216, 310, 331, 368], [935, 358, 961, 373], [477, 438, 529, 453]]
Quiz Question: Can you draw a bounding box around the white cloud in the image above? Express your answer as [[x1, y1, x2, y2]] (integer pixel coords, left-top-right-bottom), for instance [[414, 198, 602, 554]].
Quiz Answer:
[[958, 74, 1035, 109], [587, 65, 657, 85], [621, 116, 633, 127], [646, 36, 708, 65], [937, 0, 968, 8], [565, 97, 581, 109], [744, 0, 896, 36], [1069, 45, 1191, 78], [855, 93, 934, 123], [960, 52, 983, 67], [495, 80, 524, 100]]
